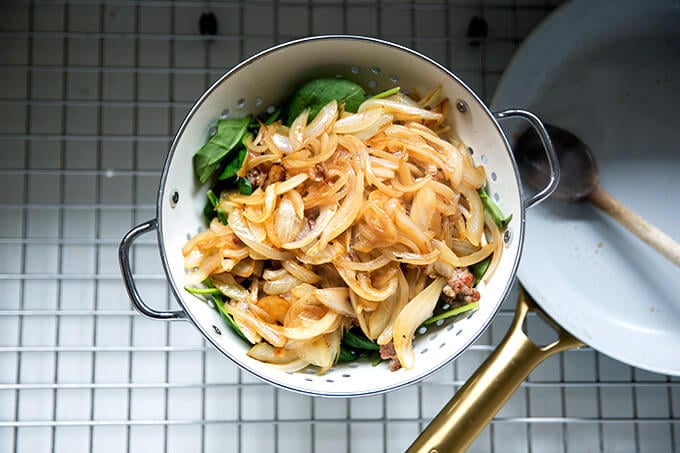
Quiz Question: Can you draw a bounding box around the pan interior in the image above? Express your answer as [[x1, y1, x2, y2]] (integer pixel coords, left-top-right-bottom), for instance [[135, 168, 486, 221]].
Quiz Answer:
[[492, 2, 680, 376]]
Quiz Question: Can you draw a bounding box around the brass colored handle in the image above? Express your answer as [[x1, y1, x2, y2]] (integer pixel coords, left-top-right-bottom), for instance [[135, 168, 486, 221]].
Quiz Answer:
[[407, 287, 583, 453]]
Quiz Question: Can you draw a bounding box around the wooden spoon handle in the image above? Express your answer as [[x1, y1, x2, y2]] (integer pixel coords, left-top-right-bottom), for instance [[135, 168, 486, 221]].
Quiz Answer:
[[588, 186, 680, 267]]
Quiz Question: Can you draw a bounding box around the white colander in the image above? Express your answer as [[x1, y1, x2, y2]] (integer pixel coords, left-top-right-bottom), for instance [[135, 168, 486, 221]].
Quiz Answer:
[[119, 35, 558, 397]]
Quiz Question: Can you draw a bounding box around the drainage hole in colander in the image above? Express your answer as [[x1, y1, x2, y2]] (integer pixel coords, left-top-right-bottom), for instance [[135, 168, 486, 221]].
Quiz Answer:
[[468, 146, 474, 155], [368, 80, 377, 89], [428, 333, 437, 341], [390, 74, 399, 83], [220, 108, 230, 118], [169, 190, 179, 208], [441, 303, 451, 310], [348, 363, 359, 369], [342, 374, 350, 378], [417, 326, 427, 335], [420, 348, 428, 355], [456, 329, 463, 336], [254, 97, 263, 107], [305, 378, 313, 382], [481, 154, 488, 164], [435, 319, 444, 327], [351, 66, 360, 74], [266, 105, 276, 114], [209, 125, 217, 136], [494, 192, 500, 202], [236, 98, 246, 109], [370, 66, 380, 74], [439, 343, 446, 349], [467, 311, 475, 319], [326, 379, 334, 383], [491, 171, 497, 182], [446, 324, 454, 332], [212, 325, 221, 335], [305, 368, 315, 374]]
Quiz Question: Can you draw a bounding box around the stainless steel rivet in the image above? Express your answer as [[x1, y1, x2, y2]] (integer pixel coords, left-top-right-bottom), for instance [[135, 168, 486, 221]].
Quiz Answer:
[[456, 99, 469, 113]]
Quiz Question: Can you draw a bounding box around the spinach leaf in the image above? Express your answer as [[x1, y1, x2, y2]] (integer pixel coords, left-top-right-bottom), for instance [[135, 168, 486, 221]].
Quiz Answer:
[[237, 177, 253, 195], [337, 345, 359, 363], [285, 78, 366, 125], [479, 186, 513, 230], [342, 329, 380, 352], [218, 146, 247, 181], [422, 301, 479, 326], [470, 256, 491, 286], [193, 116, 250, 184], [206, 189, 228, 225], [370, 86, 400, 100]]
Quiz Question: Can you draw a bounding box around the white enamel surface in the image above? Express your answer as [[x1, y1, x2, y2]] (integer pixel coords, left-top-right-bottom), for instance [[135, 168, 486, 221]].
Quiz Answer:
[[158, 36, 525, 396], [492, 1, 680, 375]]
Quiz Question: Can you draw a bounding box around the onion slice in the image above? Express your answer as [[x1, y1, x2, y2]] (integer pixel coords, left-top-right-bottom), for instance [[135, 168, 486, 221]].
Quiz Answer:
[[393, 277, 446, 369]]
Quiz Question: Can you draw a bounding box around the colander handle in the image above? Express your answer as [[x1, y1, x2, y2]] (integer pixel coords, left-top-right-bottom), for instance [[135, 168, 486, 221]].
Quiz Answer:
[[119, 219, 187, 321], [494, 109, 560, 209]]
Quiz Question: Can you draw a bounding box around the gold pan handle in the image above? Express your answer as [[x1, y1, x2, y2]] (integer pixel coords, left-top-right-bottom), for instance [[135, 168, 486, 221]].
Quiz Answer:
[[407, 286, 584, 453]]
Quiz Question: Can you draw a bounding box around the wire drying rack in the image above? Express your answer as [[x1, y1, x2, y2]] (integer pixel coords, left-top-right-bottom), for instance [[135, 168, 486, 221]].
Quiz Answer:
[[1, 1, 678, 452]]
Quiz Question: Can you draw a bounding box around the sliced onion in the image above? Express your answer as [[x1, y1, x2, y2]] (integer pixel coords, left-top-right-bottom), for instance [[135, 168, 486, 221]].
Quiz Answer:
[[282, 204, 337, 250], [376, 267, 410, 345], [358, 98, 443, 120], [263, 273, 300, 295], [222, 301, 286, 347], [289, 108, 309, 151], [282, 310, 341, 340], [314, 287, 354, 317], [381, 248, 440, 265], [263, 358, 310, 373], [293, 335, 334, 369], [393, 277, 446, 369], [274, 194, 303, 244], [282, 259, 320, 284], [228, 209, 292, 261], [271, 133, 293, 155], [332, 108, 384, 134], [333, 253, 391, 272], [255, 295, 290, 324], [337, 266, 398, 302], [458, 184, 485, 246], [247, 342, 299, 364], [297, 241, 344, 265], [305, 100, 338, 139], [209, 272, 248, 300], [313, 166, 364, 252], [353, 114, 393, 141], [409, 185, 436, 231]]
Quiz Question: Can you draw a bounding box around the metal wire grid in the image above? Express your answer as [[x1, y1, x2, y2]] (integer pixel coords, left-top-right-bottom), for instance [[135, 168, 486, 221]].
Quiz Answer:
[[0, 1, 678, 452]]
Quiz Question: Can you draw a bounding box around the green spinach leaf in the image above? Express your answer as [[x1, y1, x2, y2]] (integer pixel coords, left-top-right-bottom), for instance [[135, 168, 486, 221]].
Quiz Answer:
[[470, 256, 491, 286], [218, 146, 247, 181], [193, 116, 250, 184], [237, 177, 253, 195], [285, 78, 366, 125], [479, 186, 513, 230]]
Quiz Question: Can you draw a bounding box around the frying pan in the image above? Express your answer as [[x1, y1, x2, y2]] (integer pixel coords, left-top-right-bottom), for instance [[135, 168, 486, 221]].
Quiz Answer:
[[408, 1, 680, 451], [119, 36, 559, 398]]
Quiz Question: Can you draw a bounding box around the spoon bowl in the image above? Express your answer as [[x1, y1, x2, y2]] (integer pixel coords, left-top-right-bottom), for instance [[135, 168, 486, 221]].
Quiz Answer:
[[514, 124, 680, 267]]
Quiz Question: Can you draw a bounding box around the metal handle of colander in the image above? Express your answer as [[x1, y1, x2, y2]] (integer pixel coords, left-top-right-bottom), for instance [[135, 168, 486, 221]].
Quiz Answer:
[[119, 219, 187, 321], [494, 109, 560, 209]]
